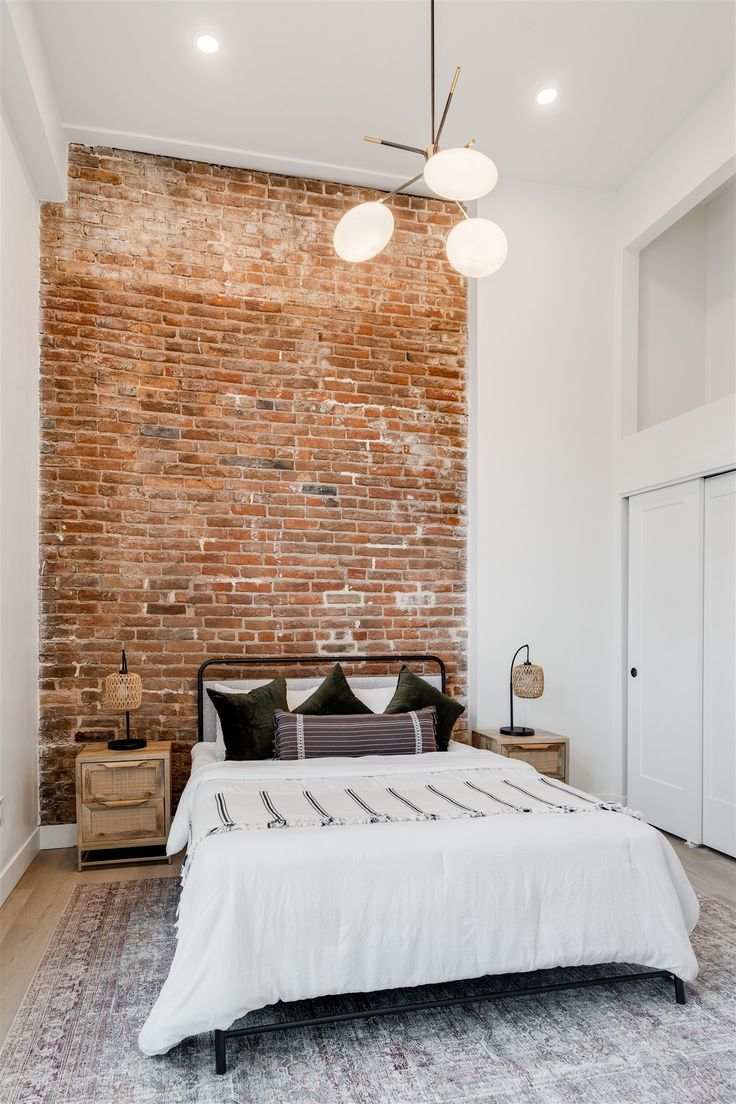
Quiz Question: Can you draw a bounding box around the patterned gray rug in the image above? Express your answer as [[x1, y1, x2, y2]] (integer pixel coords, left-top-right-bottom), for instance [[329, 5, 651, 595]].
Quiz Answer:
[[1, 878, 734, 1104]]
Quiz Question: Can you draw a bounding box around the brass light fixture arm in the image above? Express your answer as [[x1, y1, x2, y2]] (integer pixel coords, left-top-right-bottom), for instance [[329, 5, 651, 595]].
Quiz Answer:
[[433, 66, 461, 147], [378, 171, 426, 204], [363, 1, 463, 175], [363, 136, 427, 158]]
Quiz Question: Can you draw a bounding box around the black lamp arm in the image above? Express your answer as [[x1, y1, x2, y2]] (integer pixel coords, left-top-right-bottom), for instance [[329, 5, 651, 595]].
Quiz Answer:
[[508, 643, 530, 682]]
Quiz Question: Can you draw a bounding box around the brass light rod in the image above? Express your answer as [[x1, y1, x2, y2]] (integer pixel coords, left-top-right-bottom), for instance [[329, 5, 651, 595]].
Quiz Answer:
[[434, 66, 461, 146], [362, 2, 463, 170], [378, 171, 426, 204], [363, 136, 427, 158]]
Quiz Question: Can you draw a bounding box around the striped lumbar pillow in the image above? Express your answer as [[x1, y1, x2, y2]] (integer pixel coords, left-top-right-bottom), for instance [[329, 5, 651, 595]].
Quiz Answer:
[[274, 707, 437, 760]]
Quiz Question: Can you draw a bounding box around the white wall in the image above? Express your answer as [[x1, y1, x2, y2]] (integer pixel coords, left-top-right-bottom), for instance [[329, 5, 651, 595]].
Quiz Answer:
[[615, 69, 736, 494], [1, 0, 67, 200], [0, 116, 41, 904], [471, 181, 620, 799], [616, 71, 735, 257], [0, 0, 65, 900]]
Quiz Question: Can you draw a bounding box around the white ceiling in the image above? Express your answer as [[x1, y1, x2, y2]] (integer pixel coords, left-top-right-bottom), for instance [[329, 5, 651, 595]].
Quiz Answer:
[[31, 0, 735, 192]]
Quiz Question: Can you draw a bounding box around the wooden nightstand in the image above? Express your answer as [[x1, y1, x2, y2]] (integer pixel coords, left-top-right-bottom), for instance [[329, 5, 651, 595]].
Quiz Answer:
[[75, 741, 172, 871], [472, 730, 569, 783]]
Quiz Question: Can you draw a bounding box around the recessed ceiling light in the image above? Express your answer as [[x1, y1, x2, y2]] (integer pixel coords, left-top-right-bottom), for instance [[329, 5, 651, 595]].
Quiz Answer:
[[536, 87, 558, 106], [196, 34, 219, 55]]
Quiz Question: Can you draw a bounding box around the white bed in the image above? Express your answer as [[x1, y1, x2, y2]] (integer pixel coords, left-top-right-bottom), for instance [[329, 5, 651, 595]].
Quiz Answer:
[[138, 679, 699, 1061]]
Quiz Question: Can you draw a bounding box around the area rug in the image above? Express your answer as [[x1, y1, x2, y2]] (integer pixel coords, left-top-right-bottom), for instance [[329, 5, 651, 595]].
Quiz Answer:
[[1, 879, 734, 1104]]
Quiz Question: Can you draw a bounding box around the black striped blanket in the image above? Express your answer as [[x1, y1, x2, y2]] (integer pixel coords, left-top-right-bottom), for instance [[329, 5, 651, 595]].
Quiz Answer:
[[191, 769, 636, 849]]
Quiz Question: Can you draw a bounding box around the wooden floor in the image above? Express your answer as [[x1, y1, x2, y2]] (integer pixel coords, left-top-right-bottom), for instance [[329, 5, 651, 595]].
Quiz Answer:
[[0, 847, 182, 1047], [0, 839, 733, 1048], [667, 835, 736, 908]]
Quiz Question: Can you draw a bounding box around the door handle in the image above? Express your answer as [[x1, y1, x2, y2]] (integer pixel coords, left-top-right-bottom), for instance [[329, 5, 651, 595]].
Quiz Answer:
[[630, 667, 638, 678]]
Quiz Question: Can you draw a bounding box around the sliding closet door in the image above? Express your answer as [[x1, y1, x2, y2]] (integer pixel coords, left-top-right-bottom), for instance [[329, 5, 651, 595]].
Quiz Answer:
[[702, 471, 736, 857], [627, 480, 704, 841]]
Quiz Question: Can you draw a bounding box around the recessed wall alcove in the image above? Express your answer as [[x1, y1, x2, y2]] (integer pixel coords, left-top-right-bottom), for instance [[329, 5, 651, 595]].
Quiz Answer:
[[636, 177, 735, 432]]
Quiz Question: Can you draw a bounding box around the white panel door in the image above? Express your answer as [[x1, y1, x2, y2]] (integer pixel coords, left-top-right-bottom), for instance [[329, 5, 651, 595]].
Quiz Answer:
[[627, 480, 704, 841], [702, 471, 736, 857]]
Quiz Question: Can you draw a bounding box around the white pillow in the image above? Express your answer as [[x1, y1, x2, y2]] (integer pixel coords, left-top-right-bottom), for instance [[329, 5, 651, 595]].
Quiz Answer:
[[351, 683, 396, 713], [286, 686, 317, 711]]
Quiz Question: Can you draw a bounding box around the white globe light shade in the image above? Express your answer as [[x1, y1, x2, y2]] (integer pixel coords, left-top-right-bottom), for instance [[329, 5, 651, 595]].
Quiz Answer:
[[445, 217, 508, 278], [423, 147, 498, 201], [334, 202, 394, 262]]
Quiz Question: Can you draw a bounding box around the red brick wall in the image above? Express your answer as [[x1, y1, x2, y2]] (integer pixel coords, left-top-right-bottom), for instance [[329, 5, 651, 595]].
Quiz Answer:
[[39, 146, 468, 823]]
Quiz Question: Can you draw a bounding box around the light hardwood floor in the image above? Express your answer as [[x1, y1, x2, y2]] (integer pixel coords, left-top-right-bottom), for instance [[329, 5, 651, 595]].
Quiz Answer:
[[0, 847, 182, 1046], [0, 840, 733, 1048]]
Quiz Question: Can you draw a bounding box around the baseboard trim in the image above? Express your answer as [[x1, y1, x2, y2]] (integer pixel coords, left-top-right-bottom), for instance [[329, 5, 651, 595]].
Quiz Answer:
[[596, 793, 626, 806], [39, 823, 76, 849], [0, 827, 40, 906]]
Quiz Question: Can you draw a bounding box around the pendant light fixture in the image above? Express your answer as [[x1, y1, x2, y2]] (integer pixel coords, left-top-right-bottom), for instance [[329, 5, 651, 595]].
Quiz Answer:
[[334, 0, 507, 278]]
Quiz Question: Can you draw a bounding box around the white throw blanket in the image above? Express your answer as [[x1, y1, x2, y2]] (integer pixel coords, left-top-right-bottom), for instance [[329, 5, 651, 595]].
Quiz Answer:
[[185, 768, 634, 880]]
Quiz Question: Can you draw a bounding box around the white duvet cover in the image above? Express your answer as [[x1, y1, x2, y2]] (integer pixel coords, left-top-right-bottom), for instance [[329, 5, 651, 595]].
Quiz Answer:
[[138, 742, 699, 1057]]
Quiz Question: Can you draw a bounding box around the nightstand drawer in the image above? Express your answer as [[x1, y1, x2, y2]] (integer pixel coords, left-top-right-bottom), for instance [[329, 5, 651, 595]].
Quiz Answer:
[[472, 730, 569, 783], [506, 746, 563, 776], [79, 796, 166, 845], [80, 759, 165, 806]]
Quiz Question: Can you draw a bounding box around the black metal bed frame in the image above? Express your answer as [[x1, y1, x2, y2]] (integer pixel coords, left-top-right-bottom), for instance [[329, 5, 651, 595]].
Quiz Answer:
[[196, 653, 447, 742], [194, 652, 686, 1075], [214, 972, 685, 1075]]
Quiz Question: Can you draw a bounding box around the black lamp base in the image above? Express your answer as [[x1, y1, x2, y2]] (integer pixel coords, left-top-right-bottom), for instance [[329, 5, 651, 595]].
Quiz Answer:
[[107, 738, 147, 751], [499, 725, 535, 737]]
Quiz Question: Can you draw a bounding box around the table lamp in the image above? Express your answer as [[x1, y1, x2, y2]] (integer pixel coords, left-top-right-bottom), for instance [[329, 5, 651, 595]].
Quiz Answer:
[[103, 649, 146, 751], [499, 643, 544, 736]]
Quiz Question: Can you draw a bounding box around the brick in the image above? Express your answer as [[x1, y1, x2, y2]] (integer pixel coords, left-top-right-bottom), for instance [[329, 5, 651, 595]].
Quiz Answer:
[[219, 456, 293, 470], [38, 145, 468, 824], [301, 484, 338, 497], [139, 425, 181, 439]]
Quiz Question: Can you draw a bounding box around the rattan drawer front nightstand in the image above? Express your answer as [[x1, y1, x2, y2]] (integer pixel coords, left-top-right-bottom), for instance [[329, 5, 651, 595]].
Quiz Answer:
[[472, 730, 569, 783], [75, 741, 172, 870], [81, 757, 164, 805]]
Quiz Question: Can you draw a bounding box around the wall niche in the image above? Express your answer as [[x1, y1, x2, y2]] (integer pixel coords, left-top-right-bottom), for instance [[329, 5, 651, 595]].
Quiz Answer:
[[637, 176, 735, 431]]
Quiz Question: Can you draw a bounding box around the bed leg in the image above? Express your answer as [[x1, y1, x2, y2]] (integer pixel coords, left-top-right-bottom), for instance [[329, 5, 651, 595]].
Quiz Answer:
[[673, 976, 686, 1005], [215, 1030, 227, 1074]]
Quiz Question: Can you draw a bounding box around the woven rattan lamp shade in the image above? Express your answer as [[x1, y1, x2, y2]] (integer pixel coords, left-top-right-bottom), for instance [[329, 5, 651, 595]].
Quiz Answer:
[[512, 662, 544, 700], [103, 671, 142, 712]]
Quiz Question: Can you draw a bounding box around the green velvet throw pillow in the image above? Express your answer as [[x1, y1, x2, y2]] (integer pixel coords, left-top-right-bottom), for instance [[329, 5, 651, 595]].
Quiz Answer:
[[207, 677, 288, 760], [384, 665, 464, 750], [294, 663, 373, 717]]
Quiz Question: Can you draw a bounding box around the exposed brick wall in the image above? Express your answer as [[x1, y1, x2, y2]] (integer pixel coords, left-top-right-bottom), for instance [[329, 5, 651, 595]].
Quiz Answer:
[[39, 146, 468, 823]]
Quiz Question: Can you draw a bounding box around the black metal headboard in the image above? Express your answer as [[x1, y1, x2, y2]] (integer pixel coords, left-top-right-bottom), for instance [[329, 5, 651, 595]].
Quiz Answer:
[[196, 653, 446, 741]]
